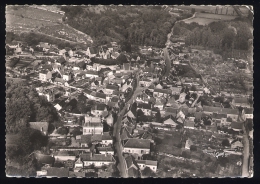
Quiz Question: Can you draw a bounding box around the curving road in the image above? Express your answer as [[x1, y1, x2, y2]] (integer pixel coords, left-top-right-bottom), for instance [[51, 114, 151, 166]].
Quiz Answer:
[[113, 74, 146, 177]]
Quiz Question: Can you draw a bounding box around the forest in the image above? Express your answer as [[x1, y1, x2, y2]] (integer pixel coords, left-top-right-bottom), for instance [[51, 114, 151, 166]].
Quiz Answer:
[[60, 6, 188, 48], [6, 81, 60, 133], [172, 20, 252, 59]]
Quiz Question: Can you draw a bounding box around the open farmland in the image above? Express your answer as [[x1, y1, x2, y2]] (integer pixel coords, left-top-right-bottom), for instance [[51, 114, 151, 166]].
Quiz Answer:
[[183, 12, 238, 25], [175, 5, 218, 13], [38, 24, 92, 44], [6, 6, 62, 23], [6, 6, 62, 33]]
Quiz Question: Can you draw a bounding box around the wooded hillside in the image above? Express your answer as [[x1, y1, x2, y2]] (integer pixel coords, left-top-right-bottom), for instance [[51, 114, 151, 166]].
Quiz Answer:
[[61, 6, 184, 47]]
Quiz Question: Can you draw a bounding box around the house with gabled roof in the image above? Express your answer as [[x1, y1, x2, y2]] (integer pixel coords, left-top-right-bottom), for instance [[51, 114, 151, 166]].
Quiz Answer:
[[139, 78, 152, 87], [136, 160, 157, 173], [164, 107, 178, 117], [137, 103, 152, 116], [212, 113, 229, 126], [163, 115, 179, 127], [153, 88, 171, 98], [80, 152, 115, 167], [124, 109, 136, 120], [83, 117, 103, 135], [86, 47, 98, 58], [123, 139, 150, 159], [232, 97, 250, 108], [29, 122, 49, 135], [104, 84, 119, 95], [97, 146, 114, 155], [184, 120, 195, 129], [85, 70, 99, 78], [91, 104, 107, 117], [203, 106, 222, 115], [231, 121, 243, 132], [39, 70, 52, 82], [244, 108, 253, 119], [87, 91, 106, 103], [221, 108, 239, 122], [124, 155, 139, 177], [101, 132, 113, 146], [53, 151, 77, 162]]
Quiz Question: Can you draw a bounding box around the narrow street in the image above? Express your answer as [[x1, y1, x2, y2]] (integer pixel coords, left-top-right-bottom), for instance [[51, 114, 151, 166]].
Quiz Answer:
[[112, 76, 145, 177]]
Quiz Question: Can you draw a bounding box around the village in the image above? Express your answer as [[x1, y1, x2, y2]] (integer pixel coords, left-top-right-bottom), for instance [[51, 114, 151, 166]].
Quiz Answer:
[[5, 5, 253, 178]]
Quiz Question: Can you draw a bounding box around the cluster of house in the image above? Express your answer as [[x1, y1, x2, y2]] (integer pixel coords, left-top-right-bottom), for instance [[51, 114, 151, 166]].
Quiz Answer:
[[7, 40, 149, 177], [114, 61, 253, 175], [29, 114, 117, 177]]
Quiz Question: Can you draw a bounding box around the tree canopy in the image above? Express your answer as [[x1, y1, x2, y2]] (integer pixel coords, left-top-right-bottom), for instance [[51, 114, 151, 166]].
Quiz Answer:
[[6, 82, 60, 133], [61, 6, 176, 48]]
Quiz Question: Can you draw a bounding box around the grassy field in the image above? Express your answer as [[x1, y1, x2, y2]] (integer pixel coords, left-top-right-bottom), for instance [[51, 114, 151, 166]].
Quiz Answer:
[[183, 12, 238, 25], [38, 24, 91, 43], [6, 6, 62, 33], [184, 17, 217, 25]]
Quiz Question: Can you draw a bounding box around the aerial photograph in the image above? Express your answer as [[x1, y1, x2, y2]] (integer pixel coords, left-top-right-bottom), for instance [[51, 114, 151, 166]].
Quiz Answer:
[[5, 5, 253, 178]]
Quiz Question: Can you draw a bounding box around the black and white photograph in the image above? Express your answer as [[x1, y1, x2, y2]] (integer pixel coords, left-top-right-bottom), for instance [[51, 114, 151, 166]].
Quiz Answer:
[[5, 5, 253, 178]]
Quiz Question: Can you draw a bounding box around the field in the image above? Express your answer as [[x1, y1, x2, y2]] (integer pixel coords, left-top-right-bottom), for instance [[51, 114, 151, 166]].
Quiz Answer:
[[184, 12, 238, 25], [6, 14, 58, 33], [38, 24, 91, 43], [6, 6, 62, 33]]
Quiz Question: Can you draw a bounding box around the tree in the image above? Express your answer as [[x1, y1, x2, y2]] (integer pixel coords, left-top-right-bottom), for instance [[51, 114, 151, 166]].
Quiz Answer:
[[218, 157, 229, 167], [57, 127, 69, 135], [176, 124, 182, 130], [137, 109, 144, 117], [15, 127, 48, 158], [120, 40, 131, 52], [77, 93, 88, 113], [155, 111, 161, 122], [190, 145, 197, 151], [222, 139, 231, 147], [191, 8, 196, 14], [190, 85, 197, 91], [139, 115, 148, 123], [141, 167, 156, 177], [117, 54, 128, 64], [6, 32, 15, 44]]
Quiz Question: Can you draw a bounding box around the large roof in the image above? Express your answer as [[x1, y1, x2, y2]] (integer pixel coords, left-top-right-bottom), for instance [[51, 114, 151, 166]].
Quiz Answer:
[[231, 121, 243, 130], [233, 97, 248, 104], [80, 153, 114, 162], [136, 160, 157, 166], [124, 138, 150, 149], [203, 106, 222, 113]]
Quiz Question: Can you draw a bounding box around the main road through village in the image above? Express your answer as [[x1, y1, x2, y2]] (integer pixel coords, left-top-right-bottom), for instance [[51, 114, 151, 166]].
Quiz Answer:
[[112, 73, 147, 177]]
